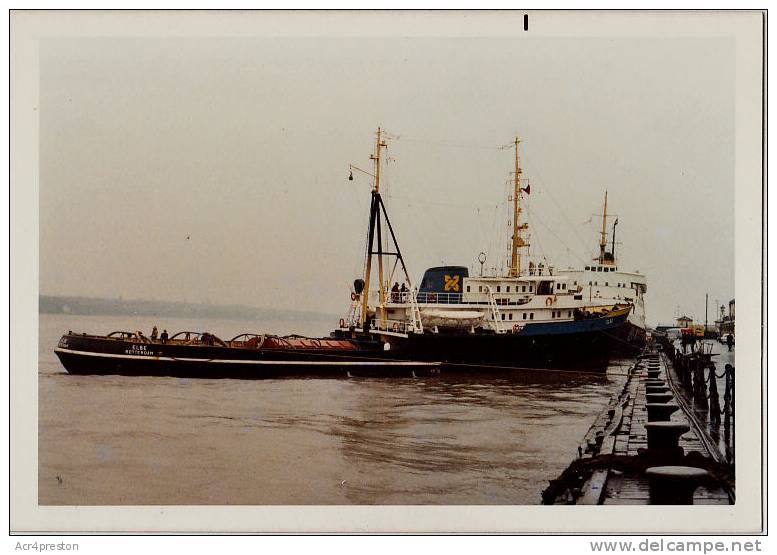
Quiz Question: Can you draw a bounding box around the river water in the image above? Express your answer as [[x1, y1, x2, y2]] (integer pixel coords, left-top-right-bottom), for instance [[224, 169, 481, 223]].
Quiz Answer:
[[39, 313, 632, 505]]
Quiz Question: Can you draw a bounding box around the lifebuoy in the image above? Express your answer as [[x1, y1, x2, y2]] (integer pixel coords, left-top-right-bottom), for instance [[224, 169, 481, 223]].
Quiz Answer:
[[545, 297, 553, 306], [339, 318, 346, 328], [351, 292, 358, 301]]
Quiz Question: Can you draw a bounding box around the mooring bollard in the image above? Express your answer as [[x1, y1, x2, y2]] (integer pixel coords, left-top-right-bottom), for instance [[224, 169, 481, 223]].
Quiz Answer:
[[646, 392, 674, 404], [645, 466, 709, 504], [644, 422, 689, 451], [646, 385, 671, 394], [646, 402, 680, 422]]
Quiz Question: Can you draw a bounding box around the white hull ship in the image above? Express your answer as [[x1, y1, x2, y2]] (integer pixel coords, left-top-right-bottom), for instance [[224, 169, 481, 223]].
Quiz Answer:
[[557, 192, 648, 352], [335, 131, 633, 371]]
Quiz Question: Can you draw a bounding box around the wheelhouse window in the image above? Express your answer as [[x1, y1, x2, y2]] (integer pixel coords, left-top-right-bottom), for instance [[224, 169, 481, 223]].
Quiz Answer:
[[501, 313, 505, 321], [466, 285, 470, 292], [509, 313, 513, 320], [506, 286, 510, 293], [522, 313, 527, 320], [496, 285, 501, 292], [530, 313, 534, 320]]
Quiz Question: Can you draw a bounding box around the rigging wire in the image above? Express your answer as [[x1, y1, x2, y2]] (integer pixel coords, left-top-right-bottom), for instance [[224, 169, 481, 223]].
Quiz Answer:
[[520, 146, 596, 257], [391, 134, 514, 152], [523, 203, 590, 267]]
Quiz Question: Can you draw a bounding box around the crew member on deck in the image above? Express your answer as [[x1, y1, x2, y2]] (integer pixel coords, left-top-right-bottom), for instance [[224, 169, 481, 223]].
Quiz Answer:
[[391, 282, 400, 303], [151, 326, 158, 340], [400, 282, 408, 301], [160, 329, 169, 343]]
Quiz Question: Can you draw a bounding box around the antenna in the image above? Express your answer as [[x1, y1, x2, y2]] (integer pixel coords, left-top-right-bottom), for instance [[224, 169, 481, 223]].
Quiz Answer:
[[478, 252, 487, 277], [599, 190, 608, 264]]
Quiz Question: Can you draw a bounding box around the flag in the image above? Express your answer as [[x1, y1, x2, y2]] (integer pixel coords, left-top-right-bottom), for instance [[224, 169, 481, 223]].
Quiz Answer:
[[614, 218, 619, 225], [521, 184, 531, 195]]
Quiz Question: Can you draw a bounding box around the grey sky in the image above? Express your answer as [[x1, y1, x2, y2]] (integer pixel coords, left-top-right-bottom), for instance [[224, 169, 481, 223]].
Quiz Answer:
[[40, 36, 735, 326]]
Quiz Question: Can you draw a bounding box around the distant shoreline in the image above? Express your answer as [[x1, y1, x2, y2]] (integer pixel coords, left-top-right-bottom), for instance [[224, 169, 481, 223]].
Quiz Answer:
[[39, 295, 338, 322]]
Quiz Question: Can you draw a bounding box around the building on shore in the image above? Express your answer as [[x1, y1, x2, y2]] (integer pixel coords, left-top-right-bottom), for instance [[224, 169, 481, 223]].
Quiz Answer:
[[676, 315, 693, 328], [719, 299, 735, 337]]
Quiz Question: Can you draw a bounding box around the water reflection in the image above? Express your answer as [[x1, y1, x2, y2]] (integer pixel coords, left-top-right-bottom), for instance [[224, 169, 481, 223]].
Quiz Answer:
[[332, 371, 622, 504]]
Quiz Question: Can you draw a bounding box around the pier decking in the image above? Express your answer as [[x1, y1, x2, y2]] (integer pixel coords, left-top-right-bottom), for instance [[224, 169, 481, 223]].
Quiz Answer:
[[543, 349, 734, 505]]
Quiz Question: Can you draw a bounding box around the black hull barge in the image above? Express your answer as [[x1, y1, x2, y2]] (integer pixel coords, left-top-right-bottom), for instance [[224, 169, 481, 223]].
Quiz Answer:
[[55, 331, 441, 379]]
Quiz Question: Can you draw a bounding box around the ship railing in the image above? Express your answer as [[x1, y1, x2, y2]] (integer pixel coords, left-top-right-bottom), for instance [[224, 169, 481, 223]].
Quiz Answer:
[[386, 291, 464, 304], [411, 291, 464, 305], [369, 317, 413, 336]]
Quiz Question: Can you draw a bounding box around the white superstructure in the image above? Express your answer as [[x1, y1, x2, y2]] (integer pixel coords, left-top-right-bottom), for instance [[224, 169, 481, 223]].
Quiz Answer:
[[557, 191, 648, 337]]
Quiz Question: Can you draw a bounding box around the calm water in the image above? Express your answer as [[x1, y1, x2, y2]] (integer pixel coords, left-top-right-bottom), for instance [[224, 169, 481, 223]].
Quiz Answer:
[[39, 313, 631, 505]]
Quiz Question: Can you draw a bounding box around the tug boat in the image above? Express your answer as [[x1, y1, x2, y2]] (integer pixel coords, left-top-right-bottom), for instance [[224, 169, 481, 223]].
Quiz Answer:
[[54, 330, 441, 379], [335, 131, 633, 371]]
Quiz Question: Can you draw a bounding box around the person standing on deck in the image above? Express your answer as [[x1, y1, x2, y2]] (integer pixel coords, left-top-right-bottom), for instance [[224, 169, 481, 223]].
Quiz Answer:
[[160, 329, 169, 343], [726, 334, 734, 352], [391, 282, 400, 303], [151, 326, 158, 340]]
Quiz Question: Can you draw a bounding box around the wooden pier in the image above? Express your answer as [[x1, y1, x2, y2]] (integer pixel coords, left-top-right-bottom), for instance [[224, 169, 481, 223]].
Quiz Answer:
[[542, 349, 734, 505]]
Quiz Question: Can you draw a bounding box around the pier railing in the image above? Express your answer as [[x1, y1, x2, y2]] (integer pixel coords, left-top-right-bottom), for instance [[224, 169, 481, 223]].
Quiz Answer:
[[658, 335, 735, 466]]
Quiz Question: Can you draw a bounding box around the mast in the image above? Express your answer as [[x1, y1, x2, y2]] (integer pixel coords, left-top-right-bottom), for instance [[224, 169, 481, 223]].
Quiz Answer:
[[598, 190, 608, 264], [360, 128, 388, 327], [611, 217, 618, 262], [509, 136, 527, 277]]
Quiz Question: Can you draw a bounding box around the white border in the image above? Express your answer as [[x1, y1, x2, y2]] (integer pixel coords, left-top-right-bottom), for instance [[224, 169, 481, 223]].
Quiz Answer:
[[9, 9, 765, 534]]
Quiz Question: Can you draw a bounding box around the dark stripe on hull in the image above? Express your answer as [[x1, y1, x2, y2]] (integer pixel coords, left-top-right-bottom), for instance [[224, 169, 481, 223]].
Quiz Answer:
[[54, 310, 631, 378], [606, 321, 648, 355], [54, 350, 438, 379], [390, 311, 631, 372]]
